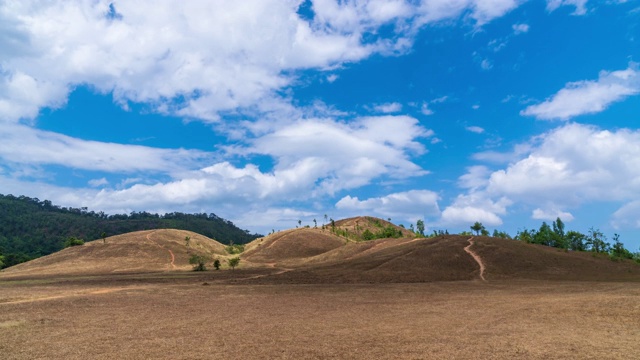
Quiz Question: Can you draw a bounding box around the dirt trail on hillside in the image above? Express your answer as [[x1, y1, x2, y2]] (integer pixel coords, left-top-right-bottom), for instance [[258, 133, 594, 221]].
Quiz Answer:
[[146, 231, 176, 270], [464, 237, 486, 281]]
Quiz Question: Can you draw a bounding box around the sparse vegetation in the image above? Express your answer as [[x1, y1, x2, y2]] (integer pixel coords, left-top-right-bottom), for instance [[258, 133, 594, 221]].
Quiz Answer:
[[189, 254, 209, 271], [101, 232, 107, 244], [0, 194, 261, 268], [226, 243, 245, 255], [185, 236, 191, 247], [63, 236, 84, 248], [227, 256, 240, 270]]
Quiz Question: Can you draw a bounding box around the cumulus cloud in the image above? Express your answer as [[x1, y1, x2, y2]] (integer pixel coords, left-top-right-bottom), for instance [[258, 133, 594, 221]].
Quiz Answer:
[[440, 193, 511, 226], [459, 123, 640, 226], [336, 190, 441, 221], [0, 0, 528, 125], [532, 208, 574, 222], [521, 64, 640, 120]]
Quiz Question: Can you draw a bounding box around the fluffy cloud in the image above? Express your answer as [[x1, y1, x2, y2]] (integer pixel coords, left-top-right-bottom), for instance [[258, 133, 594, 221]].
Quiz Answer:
[[336, 190, 441, 221], [0, 0, 527, 125], [521, 64, 640, 120], [532, 208, 574, 222], [440, 193, 511, 226], [460, 123, 640, 226], [0, 115, 433, 230]]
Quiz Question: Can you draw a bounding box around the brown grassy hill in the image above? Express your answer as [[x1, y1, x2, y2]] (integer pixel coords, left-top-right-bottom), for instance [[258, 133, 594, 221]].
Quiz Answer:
[[245, 235, 640, 284], [242, 228, 346, 264], [473, 236, 640, 281], [0, 229, 228, 277]]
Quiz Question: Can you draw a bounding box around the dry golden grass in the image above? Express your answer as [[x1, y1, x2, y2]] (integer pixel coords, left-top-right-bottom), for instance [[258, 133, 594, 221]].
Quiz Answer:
[[1, 274, 639, 359], [0, 229, 231, 277], [2, 225, 640, 359]]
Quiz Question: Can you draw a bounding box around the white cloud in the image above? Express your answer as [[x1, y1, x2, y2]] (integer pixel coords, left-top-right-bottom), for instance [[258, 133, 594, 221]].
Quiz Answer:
[[0, 123, 209, 174], [512, 23, 529, 34], [0, 0, 529, 125], [611, 201, 640, 229], [88, 178, 109, 187], [546, 0, 589, 15], [459, 123, 640, 227], [532, 208, 574, 222], [466, 126, 485, 134], [373, 102, 403, 113], [336, 190, 441, 221], [480, 59, 493, 70], [421, 103, 434, 115], [326, 74, 339, 83], [440, 193, 511, 226], [522, 64, 640, 120]]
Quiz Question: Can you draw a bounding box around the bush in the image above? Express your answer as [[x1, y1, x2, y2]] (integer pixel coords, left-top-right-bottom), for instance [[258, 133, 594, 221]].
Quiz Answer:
[[213, 259, 221, 270], [227, 256, 240, 270], [225, 244, 245, 254], [189, 254, 210, 271], [64, 237, 84, 248]]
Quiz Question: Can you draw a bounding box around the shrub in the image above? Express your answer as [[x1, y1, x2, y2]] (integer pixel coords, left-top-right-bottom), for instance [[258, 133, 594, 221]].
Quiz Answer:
[[213, 259, 221, 270], [64, 237, 85, 248], [225, 244, 245, 254], [189, 254, 209, 271], [227, 256, 240, 270]]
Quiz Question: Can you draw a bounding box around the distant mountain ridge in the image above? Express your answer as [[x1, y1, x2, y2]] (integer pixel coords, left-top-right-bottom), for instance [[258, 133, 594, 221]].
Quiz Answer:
[[0, 194, 261, 268]]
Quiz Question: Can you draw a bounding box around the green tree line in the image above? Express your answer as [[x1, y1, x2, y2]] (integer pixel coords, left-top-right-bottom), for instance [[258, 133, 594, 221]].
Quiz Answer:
[[0, 194, 262, 269]]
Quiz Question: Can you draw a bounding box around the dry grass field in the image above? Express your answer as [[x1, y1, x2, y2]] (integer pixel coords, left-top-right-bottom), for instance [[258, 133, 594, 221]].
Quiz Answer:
[[1, 223, 640, 359]]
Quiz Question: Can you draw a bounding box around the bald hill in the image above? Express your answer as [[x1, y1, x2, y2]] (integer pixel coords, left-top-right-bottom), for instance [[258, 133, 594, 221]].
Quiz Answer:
[[4, 217, 639, 283], [0, 194, 261, 268]]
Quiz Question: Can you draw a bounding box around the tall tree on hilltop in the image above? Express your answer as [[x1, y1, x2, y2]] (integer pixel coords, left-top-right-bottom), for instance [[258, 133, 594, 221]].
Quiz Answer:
[[470, 222, 484, 236], [416, 220, 425, 236]]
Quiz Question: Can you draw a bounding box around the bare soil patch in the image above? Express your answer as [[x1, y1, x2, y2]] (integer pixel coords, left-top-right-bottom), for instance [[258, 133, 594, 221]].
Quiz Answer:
[[0, 274, 639, 359]]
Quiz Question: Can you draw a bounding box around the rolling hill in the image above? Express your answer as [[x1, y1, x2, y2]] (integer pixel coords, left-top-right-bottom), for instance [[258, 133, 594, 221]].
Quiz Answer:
[[2, 216, 639, 283], [0, 229, 230, 277]]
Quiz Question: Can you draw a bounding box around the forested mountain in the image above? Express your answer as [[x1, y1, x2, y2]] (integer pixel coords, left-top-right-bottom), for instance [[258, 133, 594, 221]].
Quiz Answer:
[[0, 194, 262, 268]]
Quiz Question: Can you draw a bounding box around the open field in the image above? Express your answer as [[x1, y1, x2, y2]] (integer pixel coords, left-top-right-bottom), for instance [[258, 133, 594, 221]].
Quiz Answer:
[[1, 273, 640, 359], [2, 226, 640, 359]]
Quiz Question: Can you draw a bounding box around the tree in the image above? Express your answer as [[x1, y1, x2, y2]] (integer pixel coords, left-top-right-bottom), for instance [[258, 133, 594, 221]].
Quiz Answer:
[[409, 224, 415, 233], [533, 222, 554, 246], [470, 222, 484, 236], [101, 232, 107, 244], [313, 219, 317, 228], [298, 220, 301, 228], [416, 220, 425, 236], [0, 252, 4, 269], [64, 236, 84, 248], [587, 227, 610, 253], [610, 234, 633, 260], [324, 214, 328, 225], [189, 254, 209, 271], [184, 236, 191, 247], [213, 259, 221, 270], [566, 230, 586, 251], [228, 256, 240, 270]]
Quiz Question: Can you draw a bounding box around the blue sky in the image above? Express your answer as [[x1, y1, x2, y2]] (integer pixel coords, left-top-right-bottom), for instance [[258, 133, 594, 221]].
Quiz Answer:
[[1, 0, 640, 249]]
